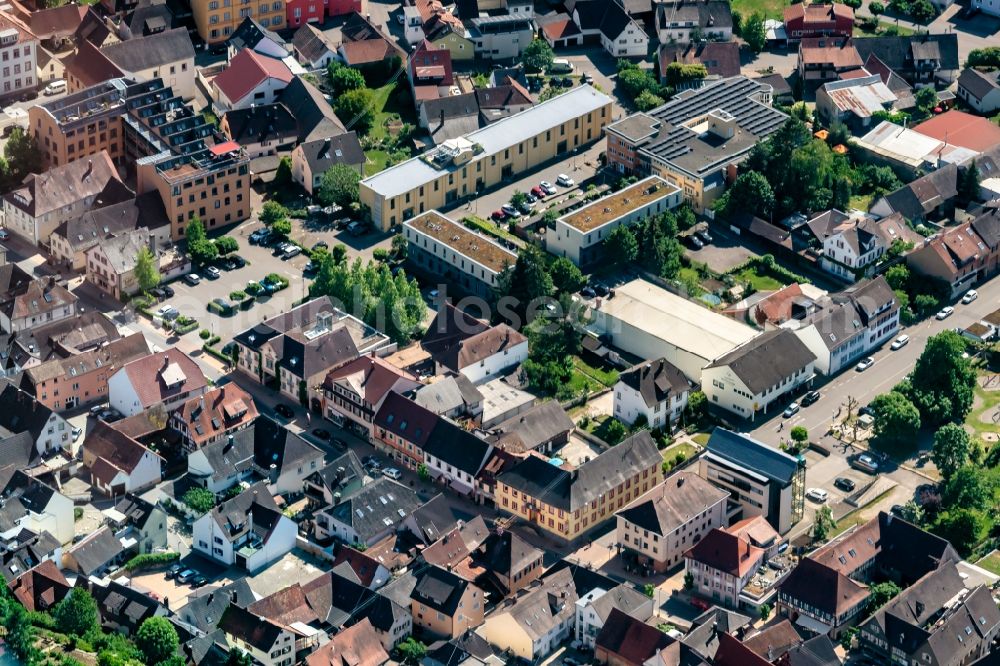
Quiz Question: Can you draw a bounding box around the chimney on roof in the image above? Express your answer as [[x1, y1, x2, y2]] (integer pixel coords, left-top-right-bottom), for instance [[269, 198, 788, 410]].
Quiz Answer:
[[162, 354, 170, 369]]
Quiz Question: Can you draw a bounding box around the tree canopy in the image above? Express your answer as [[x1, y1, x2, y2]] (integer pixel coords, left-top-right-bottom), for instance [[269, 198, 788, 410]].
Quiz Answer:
[[906, 331, 976, 426], [135, 617, 179, 666], [496, 245, 552, 327], [53, 587, 99, 637], [317, 164, 361, 208], [522, 39, 555, 73], [549, 257, 586, 294], [134, 247, 160, 294], [605, 225, 638, 265], [932, 424, 971, 481], [327, 62, 366, 97], [335, 88, 376, 134], [869, 390, 920, 450]]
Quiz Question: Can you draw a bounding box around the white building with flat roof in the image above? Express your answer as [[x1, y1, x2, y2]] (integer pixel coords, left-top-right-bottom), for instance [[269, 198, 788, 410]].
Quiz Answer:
[[587, 279, 758, 380], [547, 176, 682, 267]]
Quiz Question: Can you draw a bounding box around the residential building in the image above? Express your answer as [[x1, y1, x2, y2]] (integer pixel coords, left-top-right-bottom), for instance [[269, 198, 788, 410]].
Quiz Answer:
[[422, 418, 493, 495], [404, 211, 518, 300], [857, 563, 1000, 665], [192, 0, 286, 44], [372, 390, 440, 468], [783, 2, 853, 42], [81, 421, 162, 495], [304, 619, 389, 666], [957, 68, 1000, 114], [221, 104, 298, 160], [421, 310, 527, 384], [0, 466, 74, 545], [870, 164, 958, 224], [798, 37, 863, 83], [657, 42, 742, 86], [613, 357, 690, 429], [698, 428, 806, 533], [291, 133, 365, 195], [906, 212, 1000, 298], [973, 0, 1000, 15], [477, 567, 579, 661], [854, 121, 976, 177], [574, 583, 653, 651], [303, 451, 366, 509], [473, 529, 544, 595], [407, 39, 454, 103], [212, 48, 293, 112], [655, 0, 733, 42], [616, 471, 729, 573], [547, 176, 682, 267], [108, 348, 209, 417], [61, 526, 125, 578], [853, 34, 960, 86], [0, 383, 73, 456], [776, 557, 869, 638], [496, 431, 663, 541], [815, 74, 898, 131], [913, 109, 1000, 153], [291, 23, 337, 68], [105, 494, 167, 555], [411, 566, 484, 640], [192, 482, 296, 572], [84, 227, 152, 300], [412, 375, 483, 420], [685, 527, 766, 609], [485, 400, 574, 457], [701, 329, 816, 418], [100, 28, 196, 101], [1, 151, 123, 246], [816, 212, 920, 279], [19, 333, 149, 413], [595, 608, 675, 666], [218, 605, 296, 666], [790, 277, 900, 375], [360, 85, 613, 232], [169, 383, 258, 451], [89, 580, 168, 634], [587, 278, 759, 381], [469, 14, 536, 60], [226, 17, 289, 60], [410, 4, 473, 60], [572, 0, 649, 58], [539, 12, 583, 48], [8, 561, 71, 613], [0, 13, 37, 99], [0, 276, 76, 334], [603, 77, 787, 212], [322, 354, 420, 435], [314, 477, 423, 545]]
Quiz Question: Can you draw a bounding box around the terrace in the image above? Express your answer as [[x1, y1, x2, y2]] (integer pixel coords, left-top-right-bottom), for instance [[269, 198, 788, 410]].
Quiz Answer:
[[406, 211, 517, 274], [562, 177, 679, 233]]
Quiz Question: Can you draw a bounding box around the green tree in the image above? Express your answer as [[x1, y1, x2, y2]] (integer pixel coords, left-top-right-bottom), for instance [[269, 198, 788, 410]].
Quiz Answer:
[[317, 163, 361, 208], [182, 487, 215, 514], [135, 617, 179, 666], [812, 506, 834, 542], [742, 12, 767, 53], [941, 466, 991, 511], [605, 225, 638, 265], [259, 201, 288, 225], [635, 90, 665, 111], [663, 62, 708, 87], [522, 39, 555, 73], [914, 86, 938, 118], [53, 587, 98, 636], [272, 217, 292, 239], [790, 426, 809, 446], [549, 257, 586, 294], [959, 159, 981, 204], [684, 390, 707, 426], [327, 62, 366, 96], [417, 463, 430, 481], [274, 156, 293, 189], [331, 243, 348, 265], [496, 245, 552, 325], [865, 582, 901, 615], [908, 331, 976, 426], [4, 127, 42, 181], [510, 190, 529, 209], [932, 508, 987, 556], [683, 572, 694, 590], [643, 583, 656, 597], [869, 390, 921, 450], [396, 637, 427, 665], [391, 234, 408, 260], [897, 500, 924, 524], [967, 47, 1000, 68], [335, 88, 376, 134], [605, 418, 628, 445], [213, 236, 239, 255], [617, 67, 657, 100], [759, 603, 772, 622], [932, 424, 971, 481], [716, 171, 774, 219], [870, 1, 885, 14], [909, 0, 936, 22], [134, 246, 160, 294], [186, 217, 206, 244]]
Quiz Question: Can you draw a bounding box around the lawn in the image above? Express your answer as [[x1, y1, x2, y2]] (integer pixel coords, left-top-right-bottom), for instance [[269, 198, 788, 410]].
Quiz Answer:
[[976, 551, 1000, 576], [964, 372, 1000, 439], [367, 81, 416, 142], [573, 357, 620, 388], [663, 441, 697, 464], [692, 432, 711, 446], [848, 193, 874, 212], [733, 266, 785, 291], [854, 20, 915, 37], [364, 150, 390, 177], [731, 0, 788, 19], [678, 267, 705, 296]]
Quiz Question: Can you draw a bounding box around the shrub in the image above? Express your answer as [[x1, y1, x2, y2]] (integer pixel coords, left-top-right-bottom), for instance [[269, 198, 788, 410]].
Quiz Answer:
[[123, 552, 179, 572], [245, 281, 263, 296], [199, 329, 211, 340], [229, 290, 247, 301]]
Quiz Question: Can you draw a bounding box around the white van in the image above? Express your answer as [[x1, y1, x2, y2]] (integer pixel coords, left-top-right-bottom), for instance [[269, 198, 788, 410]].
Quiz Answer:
[[550, 59, 574, 73], [44, 80, 66, 96]]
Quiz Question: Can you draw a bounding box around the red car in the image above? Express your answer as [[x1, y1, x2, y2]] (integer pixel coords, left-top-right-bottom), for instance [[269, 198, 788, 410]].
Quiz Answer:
[[491, 210, 507, 221], [531, 185, 546, 199]]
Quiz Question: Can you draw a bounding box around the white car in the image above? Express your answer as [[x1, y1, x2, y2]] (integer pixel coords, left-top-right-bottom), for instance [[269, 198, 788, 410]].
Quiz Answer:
[[890, 334, 909, 350], [556, 174, 575, 187], [806, 488, 829, 503], [540, 181, 557, 195], [855, 356, 875, 372], [783, 402, 800, 418], [382, 468, 402, 481], [0, 229, 8, 240], [935, 306, 955, 320], [157, 304, 177, 317], [962, 290, 978, 304]]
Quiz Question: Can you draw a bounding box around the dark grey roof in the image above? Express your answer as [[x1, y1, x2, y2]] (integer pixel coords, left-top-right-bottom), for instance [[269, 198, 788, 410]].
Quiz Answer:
[[488, 400, 574, 453], [55, 192, 167, 253], [218, 605, 284, 651], [223, 104, 298, 146], [879, 163, 958, 220], [227, 16, 286, 51], [705, 428, 801, 485], [181, 578, 256, 632], [656, 0, 733, 31], [195, 428, 255, 483], [411, 566, 470, 615], [783, 635, 842, 666], [126, 0, 179, 37], [280, 327, 358, 379], [209, 481, 284, 544], [705, 329, 815, 395], [66, 526, 122, 576], [0, 383, 56, 441], [0, 468, 58, 536], [404, 493, 474, 544], [251, 416, 324, 478], [0, 432, 40, 470], [853, 34, 959, 79], [305, 450, 365, 496], [292, 23, 335, 65], [616, 471, 728, 536], [277, 76, 346, 142], [958, 68, 1000, 102], [0, 529, 62, 583], [574, 0, 636, 40], [325, 477, 422, 543], [543, 559, 618, 597], [297, 132, 365, 172], [306, 570, 406, 632], [422, 92, 480, 119], [971, 208, 1000, 251], [423, 419, 492, 477], [682, 606, 753, 660], [90, 579, 164, 627], [112, 494, 161, 532], [101, 27, 193, 71], [618, 358, 689, 409]]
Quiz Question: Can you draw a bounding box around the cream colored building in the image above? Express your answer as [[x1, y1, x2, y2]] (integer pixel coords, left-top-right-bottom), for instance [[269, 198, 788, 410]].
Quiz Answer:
[[193, 0, 286, 44], [360, 85, 613, 231]]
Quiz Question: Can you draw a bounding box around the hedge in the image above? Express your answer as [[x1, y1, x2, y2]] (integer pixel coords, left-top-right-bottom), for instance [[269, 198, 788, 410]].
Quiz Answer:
[[123, 552, 179, 572], [202, 344, 232, 364], [173, 320, 199, 335]]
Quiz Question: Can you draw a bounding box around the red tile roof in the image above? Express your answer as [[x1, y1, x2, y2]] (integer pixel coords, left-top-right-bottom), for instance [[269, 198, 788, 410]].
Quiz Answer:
[[119, 348, 208, 410], [713, 633, 773, 666], [540, 14, 582, 41], [340, 39, 398, 65], [172, 384, 258, 448], [685, 528, 764, 578], [304, 619, 389, 666], [8, 561, 71, 613], [409, 40, 453, 85], [213, 49, 292, 105], [323, 354, 417, 406], [210, 140, 240, 156], [913, 109, 1000, 152]]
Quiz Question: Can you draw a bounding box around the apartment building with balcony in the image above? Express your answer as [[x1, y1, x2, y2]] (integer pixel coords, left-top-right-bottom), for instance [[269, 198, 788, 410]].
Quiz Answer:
[[360, 85, 612, 231]]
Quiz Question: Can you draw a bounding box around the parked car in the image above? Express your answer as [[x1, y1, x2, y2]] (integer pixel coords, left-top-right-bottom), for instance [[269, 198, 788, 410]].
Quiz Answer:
[[183, 273, 201, 286], [149, 287, 166, 300], [176, 569, 197, 584], [890, 504, 905, 517], [859, 404, 875, 418], [517, 200, 534, 215], [165, 564, 184, 579], [855, 356, 875, 372], [382, 468, 403, 481], [696, 229, 713, 244], [593, 283, 609, 297], [501, 204, 521, 218], [783, 402, 800, 418], [274, 404, 294, 419], [531, 185, 547, 199], [580, 286, 596, 298], [311, 428, 331, 441], [834, 477, 856, 492], [43, 79, 67, 96], [157, 304, 177, 317], [582, 72, 594, 84], [852, 453, 879, 473], [687, 235, 704, 250], [190, 575, 208, 588], [556, 174, 575, 187], [805, 488, 828, 503], [89, 404, 106, 417], [249, 229, 268, 244], [962, 289, 978, 304], [890, 334, 909, 350], [540, 181, 557, 195], [72, 427, 83, 442], [559, 77, 574, 88], [205, 266, 221, 279], [801, 390, 820, 406], [282, 246, 301, 259], [162, 285, 175, 298], [312, 241, 329, 252], [491, 210, 507, 222], [935, 306, 954, 320]]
